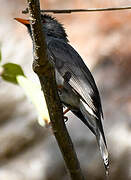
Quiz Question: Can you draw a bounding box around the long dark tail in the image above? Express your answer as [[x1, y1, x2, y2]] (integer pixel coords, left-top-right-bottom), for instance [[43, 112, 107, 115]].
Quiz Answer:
[[72, 104, 109, 174], [96, 127, 109, 175]]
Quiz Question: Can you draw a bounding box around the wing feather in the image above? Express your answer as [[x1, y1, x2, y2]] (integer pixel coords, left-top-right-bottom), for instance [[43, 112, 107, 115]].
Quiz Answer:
[[47, 38, 103, 118]]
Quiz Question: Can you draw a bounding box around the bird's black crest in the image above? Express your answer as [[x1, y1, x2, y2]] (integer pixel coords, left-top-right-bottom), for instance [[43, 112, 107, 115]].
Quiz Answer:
[[41, 14, 69, 42], [41, 14, 56, 21], [25, 14, 68, 42]]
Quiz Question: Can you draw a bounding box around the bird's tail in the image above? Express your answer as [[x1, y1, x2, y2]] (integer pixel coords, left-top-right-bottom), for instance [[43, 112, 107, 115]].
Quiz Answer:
[[79, 100, 109, 174], [96, 128, 109, 175]]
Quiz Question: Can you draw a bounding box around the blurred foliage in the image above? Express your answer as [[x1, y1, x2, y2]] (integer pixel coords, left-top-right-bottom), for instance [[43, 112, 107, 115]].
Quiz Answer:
[[17, 75, 50, 126], [0, 49, 50, 126], [0, 50, 25, 84], [1, 63, 25, 84], [0, 52, 25, 84]]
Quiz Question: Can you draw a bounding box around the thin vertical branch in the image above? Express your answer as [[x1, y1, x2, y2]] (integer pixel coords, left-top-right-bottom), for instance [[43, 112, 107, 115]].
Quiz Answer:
[[27, 0, 85, 179]]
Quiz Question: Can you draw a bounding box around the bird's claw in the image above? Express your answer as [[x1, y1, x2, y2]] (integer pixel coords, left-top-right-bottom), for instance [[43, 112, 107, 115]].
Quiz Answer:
[[64, 116, 68, 123]]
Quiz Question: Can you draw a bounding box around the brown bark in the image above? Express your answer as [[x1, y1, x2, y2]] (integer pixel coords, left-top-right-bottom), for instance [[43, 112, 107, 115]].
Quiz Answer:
[[27, 0, 85, 179]]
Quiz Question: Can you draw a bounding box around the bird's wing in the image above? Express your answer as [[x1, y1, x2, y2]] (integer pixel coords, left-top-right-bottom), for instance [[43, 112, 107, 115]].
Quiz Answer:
[[47, 38, 103, 118]]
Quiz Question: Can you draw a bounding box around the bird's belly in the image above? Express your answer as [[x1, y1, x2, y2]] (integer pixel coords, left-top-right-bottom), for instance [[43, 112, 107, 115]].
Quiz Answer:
[[59, 89, 80, 109]]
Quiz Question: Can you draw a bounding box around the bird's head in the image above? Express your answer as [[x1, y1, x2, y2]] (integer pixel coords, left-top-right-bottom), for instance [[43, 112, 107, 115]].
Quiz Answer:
[[15, 14, 68, 42]]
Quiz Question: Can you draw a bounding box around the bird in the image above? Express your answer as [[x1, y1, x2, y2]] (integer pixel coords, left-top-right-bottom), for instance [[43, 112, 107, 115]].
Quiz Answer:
[[15, 14, 109, 174]]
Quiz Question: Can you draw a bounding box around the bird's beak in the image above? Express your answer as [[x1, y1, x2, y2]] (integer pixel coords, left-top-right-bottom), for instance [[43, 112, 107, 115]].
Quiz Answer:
[[14, 18, 30, 25]]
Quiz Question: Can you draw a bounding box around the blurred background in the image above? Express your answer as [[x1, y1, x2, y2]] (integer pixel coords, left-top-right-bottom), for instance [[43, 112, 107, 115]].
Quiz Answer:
[[0, 0, 131, 179]]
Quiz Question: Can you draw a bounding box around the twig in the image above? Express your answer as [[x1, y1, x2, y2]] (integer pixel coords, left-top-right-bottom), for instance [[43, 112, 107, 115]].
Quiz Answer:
[[27, 0, 85, 179], [22, 6, 131, 14], [41, 6, 131, 13]]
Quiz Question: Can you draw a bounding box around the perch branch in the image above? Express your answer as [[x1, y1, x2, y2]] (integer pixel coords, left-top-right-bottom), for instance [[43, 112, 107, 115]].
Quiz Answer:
[[27, 0, 85, 179]]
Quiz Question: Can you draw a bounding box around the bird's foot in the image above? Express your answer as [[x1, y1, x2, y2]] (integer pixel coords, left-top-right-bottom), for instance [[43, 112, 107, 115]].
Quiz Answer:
[[63, 108, 70, 123], [64, 116, 68, 123], [63, 108, 70, 115]]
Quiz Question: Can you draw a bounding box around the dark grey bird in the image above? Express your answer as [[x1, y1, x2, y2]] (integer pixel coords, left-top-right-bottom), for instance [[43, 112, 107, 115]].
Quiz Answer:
[[15, 14, 109, 174]]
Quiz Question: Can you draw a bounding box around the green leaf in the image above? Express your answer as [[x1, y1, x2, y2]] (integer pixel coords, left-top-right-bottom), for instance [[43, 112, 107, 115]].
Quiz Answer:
[[2, 63, 25, 84], [17, 75, 50, 126], [0, 50, 2, 63]]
